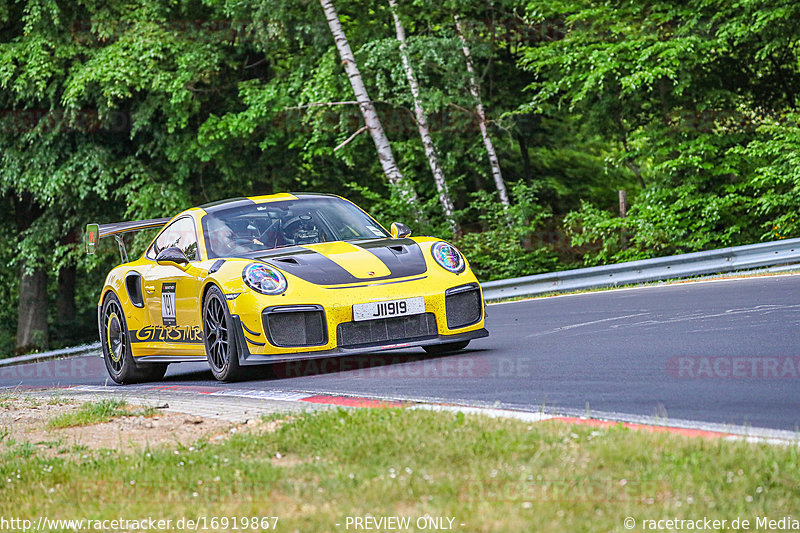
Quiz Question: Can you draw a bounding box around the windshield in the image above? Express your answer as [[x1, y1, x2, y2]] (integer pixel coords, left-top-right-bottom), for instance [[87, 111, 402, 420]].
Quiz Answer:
[[201, 197, 389, 258]]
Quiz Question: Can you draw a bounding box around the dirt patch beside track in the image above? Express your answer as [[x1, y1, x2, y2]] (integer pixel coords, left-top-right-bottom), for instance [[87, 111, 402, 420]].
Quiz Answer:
[[0, 396, 279, 455]]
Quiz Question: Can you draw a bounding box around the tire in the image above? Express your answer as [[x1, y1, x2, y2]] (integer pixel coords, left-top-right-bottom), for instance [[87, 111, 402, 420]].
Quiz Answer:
[[203, 285, 243, 382], [100, 292, 168, 384], [422, 340, 470, 355]]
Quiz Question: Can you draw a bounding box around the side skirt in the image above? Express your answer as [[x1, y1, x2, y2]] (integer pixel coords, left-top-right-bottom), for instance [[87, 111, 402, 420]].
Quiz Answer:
[[135, 356, 207, 363]]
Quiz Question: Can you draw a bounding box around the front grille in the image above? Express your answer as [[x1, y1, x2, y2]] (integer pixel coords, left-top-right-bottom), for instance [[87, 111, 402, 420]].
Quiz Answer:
[[262, 306, 327, 347], [337, 313, 437, 348], [445, 284, 483, 329]]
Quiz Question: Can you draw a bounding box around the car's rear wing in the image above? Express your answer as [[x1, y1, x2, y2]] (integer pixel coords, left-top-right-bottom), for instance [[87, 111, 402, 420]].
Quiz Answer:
[[85, 217, 170, 263]]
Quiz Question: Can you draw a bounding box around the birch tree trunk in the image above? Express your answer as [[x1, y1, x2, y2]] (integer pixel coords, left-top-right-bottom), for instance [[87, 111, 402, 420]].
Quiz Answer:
[[319, 0, 421, 213], [454, 14, 510, 209], [389, 0, 460, 234]]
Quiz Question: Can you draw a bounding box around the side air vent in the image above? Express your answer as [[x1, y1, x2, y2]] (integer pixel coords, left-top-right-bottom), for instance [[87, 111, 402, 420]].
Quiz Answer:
[[388, 245, 407, 254], [125, 271, 144, 308], [209, 259, 225, 274], [275, 257, 300, 265]]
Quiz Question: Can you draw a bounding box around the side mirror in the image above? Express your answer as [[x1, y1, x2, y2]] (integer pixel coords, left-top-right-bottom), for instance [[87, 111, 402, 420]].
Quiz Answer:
[[390, 222, 412, 239], [156, 247, 190, 268]]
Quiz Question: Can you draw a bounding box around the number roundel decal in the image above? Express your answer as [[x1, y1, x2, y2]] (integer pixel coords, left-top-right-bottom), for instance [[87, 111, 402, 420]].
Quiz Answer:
[[161, 282, 177, 326]]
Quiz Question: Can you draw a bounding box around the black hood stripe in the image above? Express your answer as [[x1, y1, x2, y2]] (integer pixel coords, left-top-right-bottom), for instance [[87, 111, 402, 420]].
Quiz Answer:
[[324, 275, 428, 289], [251, 239, 427, 286]]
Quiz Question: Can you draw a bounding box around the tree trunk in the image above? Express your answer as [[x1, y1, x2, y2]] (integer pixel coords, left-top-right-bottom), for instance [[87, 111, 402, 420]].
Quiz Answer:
[[57, 265, 76, 323], [14, 194, 48, 354], [454, 14, 510, 209], [16, 266, 48, 354], [388, 0, 460, 234], [319, 0, 421, 214], [615, 113, 646, 189]]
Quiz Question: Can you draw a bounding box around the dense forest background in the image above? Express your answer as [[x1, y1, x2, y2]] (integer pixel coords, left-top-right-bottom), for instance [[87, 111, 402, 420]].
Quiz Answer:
[[1, 0, 798, 355]]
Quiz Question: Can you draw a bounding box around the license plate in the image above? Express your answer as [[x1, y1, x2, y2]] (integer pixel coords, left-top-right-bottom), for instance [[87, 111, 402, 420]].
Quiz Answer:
[[353, 297, 425, 322]]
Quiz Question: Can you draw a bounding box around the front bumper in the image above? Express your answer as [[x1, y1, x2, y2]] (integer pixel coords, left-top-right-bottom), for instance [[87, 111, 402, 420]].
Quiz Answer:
[[230, 313, 488, 366], [228, 274, 487, 357]]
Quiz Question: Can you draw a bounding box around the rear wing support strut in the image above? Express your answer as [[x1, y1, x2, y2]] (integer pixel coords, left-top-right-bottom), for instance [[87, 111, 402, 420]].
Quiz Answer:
[[114, 234, 129, 263]]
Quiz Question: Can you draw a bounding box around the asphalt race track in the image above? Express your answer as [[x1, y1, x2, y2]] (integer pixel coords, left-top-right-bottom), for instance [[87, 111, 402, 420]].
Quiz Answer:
[[3, 275, 799, 431]]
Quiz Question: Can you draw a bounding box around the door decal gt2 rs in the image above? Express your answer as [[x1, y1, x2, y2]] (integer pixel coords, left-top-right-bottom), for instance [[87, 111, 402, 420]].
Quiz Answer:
[[161, 282, 177, 326], [129, 325, 204, 344]]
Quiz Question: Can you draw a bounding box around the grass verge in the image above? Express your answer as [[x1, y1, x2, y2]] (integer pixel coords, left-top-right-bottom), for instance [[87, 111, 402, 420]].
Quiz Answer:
[[1, 408, 798, 532], [47, 399, 155, 429]]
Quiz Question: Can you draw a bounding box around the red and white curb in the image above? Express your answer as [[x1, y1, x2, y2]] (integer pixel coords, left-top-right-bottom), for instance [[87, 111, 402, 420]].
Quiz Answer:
[[20, 384, 791, 446]]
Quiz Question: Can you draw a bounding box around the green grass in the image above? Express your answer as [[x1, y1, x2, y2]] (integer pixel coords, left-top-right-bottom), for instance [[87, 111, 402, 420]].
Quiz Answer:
[[1, 408, 798, 532], [46, 394, 74, 406], [46, 399, 155, 429], [22, 395, 41, 408]]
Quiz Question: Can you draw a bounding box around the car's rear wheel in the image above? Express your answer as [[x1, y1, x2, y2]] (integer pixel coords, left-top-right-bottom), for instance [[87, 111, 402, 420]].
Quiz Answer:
[[101, 293, 168, 384], [203, 285, 242, 382], [422, 340, 470, 354]]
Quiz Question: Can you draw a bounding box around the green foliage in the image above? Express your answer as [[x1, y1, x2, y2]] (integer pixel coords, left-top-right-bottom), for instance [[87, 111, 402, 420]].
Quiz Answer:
[[524, 0, 800, 264], [565, 182, 747, 266], [457, 182, 558, 281], [735, 113, 800, 240]]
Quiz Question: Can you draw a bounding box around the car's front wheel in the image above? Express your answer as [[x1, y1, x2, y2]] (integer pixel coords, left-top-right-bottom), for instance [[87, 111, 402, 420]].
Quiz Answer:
[[100, 293, 168, 384], [203, 285, 243, 382], [422, 340, 470, 354]]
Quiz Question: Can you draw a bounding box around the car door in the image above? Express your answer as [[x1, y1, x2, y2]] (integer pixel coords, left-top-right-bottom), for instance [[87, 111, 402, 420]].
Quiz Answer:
[[142, 216, 205, 355]]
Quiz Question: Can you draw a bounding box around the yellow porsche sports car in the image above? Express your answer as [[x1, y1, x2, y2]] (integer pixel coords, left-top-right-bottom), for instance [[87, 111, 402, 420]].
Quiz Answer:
[[86, 193, 488, 383]]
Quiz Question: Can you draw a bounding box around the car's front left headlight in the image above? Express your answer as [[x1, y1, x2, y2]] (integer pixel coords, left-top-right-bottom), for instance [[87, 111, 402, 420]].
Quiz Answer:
[[243, 263, 288, 295], [431, 241, 465, 274]]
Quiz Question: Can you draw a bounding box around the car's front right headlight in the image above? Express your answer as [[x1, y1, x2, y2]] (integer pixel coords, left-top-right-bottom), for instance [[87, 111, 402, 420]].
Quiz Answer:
[[431, 241, 465, 274], [242, 263, 288, 295]]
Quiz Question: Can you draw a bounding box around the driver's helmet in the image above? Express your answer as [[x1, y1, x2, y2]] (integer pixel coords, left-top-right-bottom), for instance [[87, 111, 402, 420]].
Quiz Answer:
[[288, 214, 321, 245], [206, 216, 236, 255], [293, 228, 320, 245]]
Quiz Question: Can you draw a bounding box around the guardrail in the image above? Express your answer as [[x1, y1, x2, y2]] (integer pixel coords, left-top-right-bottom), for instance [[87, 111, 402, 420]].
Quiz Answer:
[[0, 342, 101, 368], [481, 237, 800, 301]]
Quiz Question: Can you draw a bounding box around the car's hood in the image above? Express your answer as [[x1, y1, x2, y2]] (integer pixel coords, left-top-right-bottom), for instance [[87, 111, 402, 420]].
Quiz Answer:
[[252, 238, 428, 286]]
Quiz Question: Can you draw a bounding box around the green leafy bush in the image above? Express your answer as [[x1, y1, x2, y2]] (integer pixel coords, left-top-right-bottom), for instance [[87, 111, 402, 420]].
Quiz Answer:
[[456, 182, 559, 281]]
